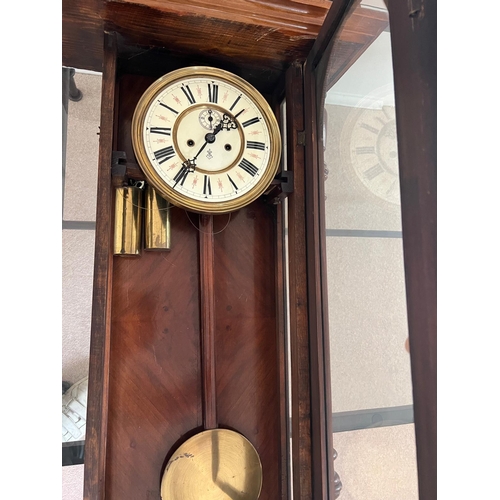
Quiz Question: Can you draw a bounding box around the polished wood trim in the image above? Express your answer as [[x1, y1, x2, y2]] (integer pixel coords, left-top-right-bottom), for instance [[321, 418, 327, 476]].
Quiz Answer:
[[285, 61, 313, 500], [199, 214, 217, 430], [83, 32, 117, 500], [303, 60, 334, 499], [387, 1, 437, 498], [117, 0, 329, 31], [62, 0, 323, 73], [272, 96, 289, 500], [62, 0, 104, 72], [307, 0, 353, 69], [275, 201, 289, 500]]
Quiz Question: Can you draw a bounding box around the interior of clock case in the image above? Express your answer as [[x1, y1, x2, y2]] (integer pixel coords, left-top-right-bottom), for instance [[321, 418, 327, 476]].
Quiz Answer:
[[102, 42, 289, 499]]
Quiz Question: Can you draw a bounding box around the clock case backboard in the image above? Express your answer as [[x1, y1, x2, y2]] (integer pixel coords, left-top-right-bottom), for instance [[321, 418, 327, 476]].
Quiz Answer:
[[81, 1, 436, 499], [85, 32, 314, 500]]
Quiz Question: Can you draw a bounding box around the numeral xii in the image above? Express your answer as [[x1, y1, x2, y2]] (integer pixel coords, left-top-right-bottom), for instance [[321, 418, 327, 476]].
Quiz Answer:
[[208, 83, 218, 103]]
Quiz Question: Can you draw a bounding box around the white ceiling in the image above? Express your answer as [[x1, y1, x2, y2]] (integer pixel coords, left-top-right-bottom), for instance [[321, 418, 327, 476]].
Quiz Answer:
[[325, 17, 395, 109]]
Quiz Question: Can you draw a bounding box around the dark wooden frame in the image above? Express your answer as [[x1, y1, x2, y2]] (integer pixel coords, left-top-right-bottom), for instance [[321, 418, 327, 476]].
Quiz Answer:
[[302, 1, 437, 499], [386, 1, 437, 498], [84, 31, 294, 500], [84, 32, 117, 500], [80, 0, 436, 497], [285, 61, 314, 499]]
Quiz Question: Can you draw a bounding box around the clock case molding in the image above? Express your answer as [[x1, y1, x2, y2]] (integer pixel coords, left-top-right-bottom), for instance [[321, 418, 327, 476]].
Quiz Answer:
[[69, 1, 437, 499]]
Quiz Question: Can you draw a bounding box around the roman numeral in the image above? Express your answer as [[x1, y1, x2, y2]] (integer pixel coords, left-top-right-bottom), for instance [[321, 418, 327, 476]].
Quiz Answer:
[[242, 117, 260, 128], [154, 146, 175, 164], [227, 174, 238, 191], [360, 123, 380, 134], [173, 166, 190, 187], [364, 163, 384, 181], [208, 83, 218, 103], [203, 175, 212, 196], [229, 95, 241, 111], [159, 102, 178, 114], [239, 158, 258, 176], [181, 85, 196, 105], [356, 146, 375, 155], [150, 127, 171, 136], [247, 141, 266, 151]]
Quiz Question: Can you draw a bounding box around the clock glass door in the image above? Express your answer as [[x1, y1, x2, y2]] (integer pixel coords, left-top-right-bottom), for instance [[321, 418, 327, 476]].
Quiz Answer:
[[311, 1, 418, 498]]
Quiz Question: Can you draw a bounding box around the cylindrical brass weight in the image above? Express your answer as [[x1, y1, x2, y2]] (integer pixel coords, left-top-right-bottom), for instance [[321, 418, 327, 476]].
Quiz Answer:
[[113, 184, 143, 256], [145, 185, 171, 251]]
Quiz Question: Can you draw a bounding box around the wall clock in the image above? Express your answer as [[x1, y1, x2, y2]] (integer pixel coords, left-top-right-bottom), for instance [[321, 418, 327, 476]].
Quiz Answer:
[[131, 66, 282, 214], [340, 96, 400, 205]]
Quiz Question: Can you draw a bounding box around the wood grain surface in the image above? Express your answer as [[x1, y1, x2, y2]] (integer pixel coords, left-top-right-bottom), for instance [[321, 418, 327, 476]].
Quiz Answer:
[[92, 71, 286, 499], [83, 33, 117, 500], [199, 214, 217, 430], [105, 208, 203, 499], [285, 62, 313, 500], [387, 0, 437, 498], [213, 203, 282, 500], [62, 0, 326, 74]]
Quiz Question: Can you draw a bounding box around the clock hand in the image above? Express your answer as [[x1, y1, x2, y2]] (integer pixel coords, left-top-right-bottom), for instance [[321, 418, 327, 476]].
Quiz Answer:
[[182, 125, 223, 170], [208, 109, 213, 130], [182, 110, 241, 170], [220, 112, 240, 131], [220, 109, 244, 131], [173, 164, 191, 187]]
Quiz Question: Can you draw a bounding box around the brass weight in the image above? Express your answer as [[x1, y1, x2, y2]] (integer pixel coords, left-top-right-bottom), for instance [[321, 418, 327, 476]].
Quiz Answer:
[[145, 185, 171, 251], [113, 181, 144, 256]]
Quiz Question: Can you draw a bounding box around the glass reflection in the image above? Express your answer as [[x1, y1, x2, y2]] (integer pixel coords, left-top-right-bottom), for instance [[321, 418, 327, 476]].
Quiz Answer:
[[62, 68, 102, 458], [316, 1, 418, 498]]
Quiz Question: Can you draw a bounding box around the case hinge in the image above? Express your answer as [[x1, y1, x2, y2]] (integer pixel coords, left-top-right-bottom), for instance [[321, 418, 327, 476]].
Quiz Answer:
[[297, 131, 306, 146], [111, 151, 146, 187]]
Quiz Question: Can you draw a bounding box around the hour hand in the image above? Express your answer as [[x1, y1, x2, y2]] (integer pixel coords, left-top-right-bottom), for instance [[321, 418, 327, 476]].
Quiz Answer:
[[182, 158, 197, 172]]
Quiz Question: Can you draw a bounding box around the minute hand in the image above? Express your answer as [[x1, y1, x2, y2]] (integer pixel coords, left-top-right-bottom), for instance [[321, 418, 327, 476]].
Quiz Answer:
[[184, 120, 225, 169]]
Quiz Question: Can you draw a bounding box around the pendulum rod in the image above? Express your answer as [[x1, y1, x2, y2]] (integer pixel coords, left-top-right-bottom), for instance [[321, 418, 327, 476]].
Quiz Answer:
[[199, 214, 217, 429]]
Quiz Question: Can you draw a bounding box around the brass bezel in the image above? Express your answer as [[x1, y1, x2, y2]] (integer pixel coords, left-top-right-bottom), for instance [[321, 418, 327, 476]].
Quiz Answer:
[[131, 66, 282, 214]]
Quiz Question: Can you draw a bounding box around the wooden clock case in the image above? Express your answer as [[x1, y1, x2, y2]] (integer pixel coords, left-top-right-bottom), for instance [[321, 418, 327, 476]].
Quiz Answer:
[[83, 14, 332, 500], [72, 1, 437, 499]]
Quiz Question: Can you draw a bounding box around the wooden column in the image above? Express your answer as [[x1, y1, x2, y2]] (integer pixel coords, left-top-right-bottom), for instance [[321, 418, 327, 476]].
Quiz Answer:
[[83, 32, 117, 500], [199, 214, 217, 430]]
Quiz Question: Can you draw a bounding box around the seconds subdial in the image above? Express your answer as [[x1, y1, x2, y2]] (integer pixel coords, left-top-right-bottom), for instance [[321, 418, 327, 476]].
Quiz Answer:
[[199, 108, 222, 131]]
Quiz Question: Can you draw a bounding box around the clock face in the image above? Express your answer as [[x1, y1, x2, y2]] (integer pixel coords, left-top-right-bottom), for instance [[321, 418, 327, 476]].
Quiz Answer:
[[132, 67, 281, 214], [341, 103, 400, 205]]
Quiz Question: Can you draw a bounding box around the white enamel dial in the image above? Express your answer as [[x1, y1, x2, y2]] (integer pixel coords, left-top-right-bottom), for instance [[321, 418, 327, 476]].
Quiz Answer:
[[132, 67, 281, 214]]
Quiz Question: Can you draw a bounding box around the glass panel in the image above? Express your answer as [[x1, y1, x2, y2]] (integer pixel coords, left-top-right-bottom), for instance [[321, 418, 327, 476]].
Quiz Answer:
[[315, 1, 418, 498], [63, 70, 101, 222], [62, 68, 101, 468]]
